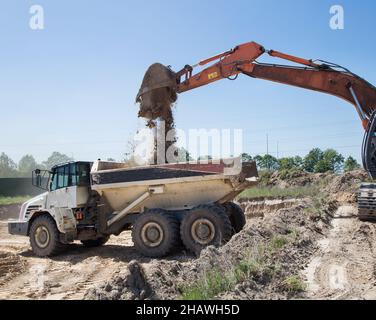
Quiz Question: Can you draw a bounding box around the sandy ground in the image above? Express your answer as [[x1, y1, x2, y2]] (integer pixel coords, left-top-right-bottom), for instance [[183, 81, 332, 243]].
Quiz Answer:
[[303, 205, 376, 299], [0, 205, 192, 300], [0, 214, 139, 300]]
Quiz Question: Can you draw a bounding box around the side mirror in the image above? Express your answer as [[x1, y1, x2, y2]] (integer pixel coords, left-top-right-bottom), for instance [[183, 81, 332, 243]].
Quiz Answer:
[[32, 169, 50, 190]]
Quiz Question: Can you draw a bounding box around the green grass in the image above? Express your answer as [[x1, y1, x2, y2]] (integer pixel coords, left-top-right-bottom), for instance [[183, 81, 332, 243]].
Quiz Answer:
[[270, 235, 289, 252], [180, 269, 236, 300], [0, 196, 30, 205], [179, 240, 291, 300], [281, 275, 307, 292], [304, 193, 329, 221], [179, 245, 267, 300], [238, 185, 320, 200]]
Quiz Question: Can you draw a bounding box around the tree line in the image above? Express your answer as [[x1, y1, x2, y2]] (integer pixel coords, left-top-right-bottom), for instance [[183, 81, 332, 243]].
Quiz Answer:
[[0, 152, 73, 178], [241, 148, 360, 173], [0, 147, 361, 178]]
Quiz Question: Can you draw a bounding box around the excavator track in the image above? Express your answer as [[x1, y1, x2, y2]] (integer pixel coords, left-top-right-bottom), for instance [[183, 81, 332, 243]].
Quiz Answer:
[[357, 112, 376, 221], [357, 183, 376, 221]]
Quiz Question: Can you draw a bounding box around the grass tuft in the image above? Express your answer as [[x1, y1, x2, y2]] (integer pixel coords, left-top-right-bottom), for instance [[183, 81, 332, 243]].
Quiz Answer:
[[180, 239, 291, 300], [281, 275, 307, 292], [238, 185, 320, 200]]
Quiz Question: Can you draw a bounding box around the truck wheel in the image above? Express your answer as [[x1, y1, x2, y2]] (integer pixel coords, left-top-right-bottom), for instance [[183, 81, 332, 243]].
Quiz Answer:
[[132, 209, 180, 257], [29, 215, 64, 257], [180, 204, 232, 254], [222, 202, 246, 234], [81, 236, 110, 247]]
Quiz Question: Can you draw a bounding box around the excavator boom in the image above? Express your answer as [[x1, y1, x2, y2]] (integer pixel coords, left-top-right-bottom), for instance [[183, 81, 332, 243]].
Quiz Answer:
[[175, 42, 376, 126]]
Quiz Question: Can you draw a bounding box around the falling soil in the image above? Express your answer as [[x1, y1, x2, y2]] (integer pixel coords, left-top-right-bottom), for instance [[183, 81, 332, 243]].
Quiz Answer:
[[136, 63, 178, 162]]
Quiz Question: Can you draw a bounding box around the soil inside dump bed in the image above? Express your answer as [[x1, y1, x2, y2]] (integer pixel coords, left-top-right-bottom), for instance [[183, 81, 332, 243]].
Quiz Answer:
[[91, 167, 216, 185]]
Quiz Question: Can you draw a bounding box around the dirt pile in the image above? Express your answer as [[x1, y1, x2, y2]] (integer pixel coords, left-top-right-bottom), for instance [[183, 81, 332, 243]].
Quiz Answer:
[[239, 199, 301, 218], [266, 169, 368, 204], [323, 170, 367, 203], [267, 169, 367, 190], [86, 198, 337, 300], [267, 170, 330, 188], [85, 260, 152, 300], [324, 170, 367, 193], [0, 251, 26, 286]]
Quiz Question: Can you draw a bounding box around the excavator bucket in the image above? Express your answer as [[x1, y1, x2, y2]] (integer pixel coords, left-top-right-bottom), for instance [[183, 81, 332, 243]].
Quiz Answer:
[[136, 63, 178, 122]]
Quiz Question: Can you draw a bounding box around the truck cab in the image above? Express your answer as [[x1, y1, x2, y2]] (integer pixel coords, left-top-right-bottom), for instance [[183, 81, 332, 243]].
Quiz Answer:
[[8, 161, 105, 256], [46, 161, 92, 210]]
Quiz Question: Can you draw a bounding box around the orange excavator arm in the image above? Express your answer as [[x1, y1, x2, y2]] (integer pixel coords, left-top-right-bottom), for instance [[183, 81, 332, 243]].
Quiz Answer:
[[175, 41, 376, 130]]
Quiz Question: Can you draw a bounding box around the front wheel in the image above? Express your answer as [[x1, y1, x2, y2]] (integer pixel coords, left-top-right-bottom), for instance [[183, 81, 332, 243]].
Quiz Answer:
[[29, 215, 65, 257]]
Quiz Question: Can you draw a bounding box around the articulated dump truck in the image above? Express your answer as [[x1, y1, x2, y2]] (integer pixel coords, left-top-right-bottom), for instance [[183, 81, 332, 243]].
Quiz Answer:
[[8, 159, 258, 257]]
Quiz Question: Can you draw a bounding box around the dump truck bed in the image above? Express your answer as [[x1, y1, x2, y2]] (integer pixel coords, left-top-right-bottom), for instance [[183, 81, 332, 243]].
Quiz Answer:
[[90, 159, 258, 212]]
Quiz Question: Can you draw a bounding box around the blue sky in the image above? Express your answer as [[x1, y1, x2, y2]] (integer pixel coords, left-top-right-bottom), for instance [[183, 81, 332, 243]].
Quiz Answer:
[[1, 0, 375, 163]]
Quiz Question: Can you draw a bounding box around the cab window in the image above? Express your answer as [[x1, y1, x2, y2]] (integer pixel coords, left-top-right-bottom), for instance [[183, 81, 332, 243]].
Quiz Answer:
[[57, 166, 68, 189], [77, 163, 90, 186], [69, 163, 78, 186], [50, 163, 91, 191]]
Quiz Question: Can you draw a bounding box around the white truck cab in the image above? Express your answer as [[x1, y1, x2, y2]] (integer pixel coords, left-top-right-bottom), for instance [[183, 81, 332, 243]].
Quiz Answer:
[[8, 161, 109, 256]]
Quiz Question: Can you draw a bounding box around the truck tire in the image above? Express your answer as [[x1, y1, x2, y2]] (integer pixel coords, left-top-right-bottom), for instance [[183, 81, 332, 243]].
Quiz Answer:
[[132, 209, 180, 257], [180, 204, 232, 254], [81, 236, 110, 247], [29, 215, 65, 257], [222, 202, 246, 234]]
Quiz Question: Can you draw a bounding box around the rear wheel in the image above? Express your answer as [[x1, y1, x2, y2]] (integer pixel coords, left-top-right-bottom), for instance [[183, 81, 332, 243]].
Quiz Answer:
[[222, 202, 246, 234], [81, 236, 110, 247], [132, 209, 180, 257], [180, 204, 232, 254], [29, 215, 65, 257]]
